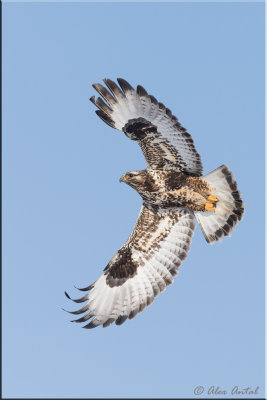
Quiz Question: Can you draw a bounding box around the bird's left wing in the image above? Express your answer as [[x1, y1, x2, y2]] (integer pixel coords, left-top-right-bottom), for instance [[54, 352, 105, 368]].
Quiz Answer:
[[90, 78, 202, 176], [65, 205, 195, 328]]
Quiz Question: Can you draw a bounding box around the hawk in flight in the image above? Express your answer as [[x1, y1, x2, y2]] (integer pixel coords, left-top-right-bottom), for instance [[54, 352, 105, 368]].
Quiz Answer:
[[65, 78, 244, 329]]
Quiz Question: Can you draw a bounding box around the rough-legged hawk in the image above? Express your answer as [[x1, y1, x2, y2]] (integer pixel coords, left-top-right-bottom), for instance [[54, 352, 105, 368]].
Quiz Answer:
[[64, 78, 244, 329]]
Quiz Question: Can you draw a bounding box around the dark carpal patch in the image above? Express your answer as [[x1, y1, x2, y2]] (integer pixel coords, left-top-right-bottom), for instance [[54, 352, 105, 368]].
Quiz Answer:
[[123, 118, 157, 141], [104, 247, 138, 287]]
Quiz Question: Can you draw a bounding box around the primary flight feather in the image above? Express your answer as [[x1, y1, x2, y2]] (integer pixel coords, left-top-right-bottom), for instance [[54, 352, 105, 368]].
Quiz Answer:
[[65, 78, 244, 329]]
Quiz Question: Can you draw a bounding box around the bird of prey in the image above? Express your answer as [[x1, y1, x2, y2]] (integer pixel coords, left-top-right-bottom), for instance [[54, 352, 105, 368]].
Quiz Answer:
[[65, 78, 244, 329]]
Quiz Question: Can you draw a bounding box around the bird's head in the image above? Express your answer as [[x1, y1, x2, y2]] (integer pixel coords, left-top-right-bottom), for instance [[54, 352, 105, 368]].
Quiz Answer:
[[119, 170, 148, 191], [119, 170, 157, 195]]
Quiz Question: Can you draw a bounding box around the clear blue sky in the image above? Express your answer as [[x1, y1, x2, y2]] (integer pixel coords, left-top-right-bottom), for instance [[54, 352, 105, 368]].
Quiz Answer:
[[3, 2, 265, 398]]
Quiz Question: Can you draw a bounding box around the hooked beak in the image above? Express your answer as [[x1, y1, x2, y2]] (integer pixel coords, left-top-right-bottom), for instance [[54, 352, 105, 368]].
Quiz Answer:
[[120, 175, 127, 183]]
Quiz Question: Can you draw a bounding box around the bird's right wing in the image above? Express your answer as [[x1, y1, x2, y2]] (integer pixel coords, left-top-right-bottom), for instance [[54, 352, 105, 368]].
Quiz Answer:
[[90, 78, 202, 176], [65, 205, 195, 329]]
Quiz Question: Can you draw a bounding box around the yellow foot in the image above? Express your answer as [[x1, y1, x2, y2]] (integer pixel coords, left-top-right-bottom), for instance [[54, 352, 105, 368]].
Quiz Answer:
[[208, 195, 218, 202], [205, 202, 216, 211]]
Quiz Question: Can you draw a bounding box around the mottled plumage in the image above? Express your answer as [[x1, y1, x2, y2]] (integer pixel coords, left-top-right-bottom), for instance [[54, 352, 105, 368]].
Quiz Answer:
[[65, 78, 244, 329]]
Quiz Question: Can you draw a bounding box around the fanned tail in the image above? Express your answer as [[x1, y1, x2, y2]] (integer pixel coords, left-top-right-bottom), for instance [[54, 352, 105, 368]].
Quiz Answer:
[[194, 165, 244, 243]]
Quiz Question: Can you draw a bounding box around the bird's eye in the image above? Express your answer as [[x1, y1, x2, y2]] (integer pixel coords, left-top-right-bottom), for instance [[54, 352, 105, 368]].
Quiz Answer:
[[128, 173, 134, 178]]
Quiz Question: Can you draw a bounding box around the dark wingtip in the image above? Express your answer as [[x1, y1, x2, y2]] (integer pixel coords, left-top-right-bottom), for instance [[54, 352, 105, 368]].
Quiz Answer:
[[89, 96, 96, 105], [103, 78, 125, 101], [137, 85, 148, 96], [96, 109, 116, 128], [64, 291, 89, 303], [74, 283, 94, 292], [71, 312, 92, 323], [82, 322, 97, 329], [149, 95, 158, 105], [103, 78, 115, 85], [117, 78, 134, 93], [103, 318, 115, 328], [71, 317, 85, 323], [115, 315, 128, 326]]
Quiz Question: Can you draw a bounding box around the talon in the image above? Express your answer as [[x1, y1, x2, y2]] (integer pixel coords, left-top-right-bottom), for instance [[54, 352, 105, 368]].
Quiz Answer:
[[205, 202, 216, 211], [208, 195, 218, 202]]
